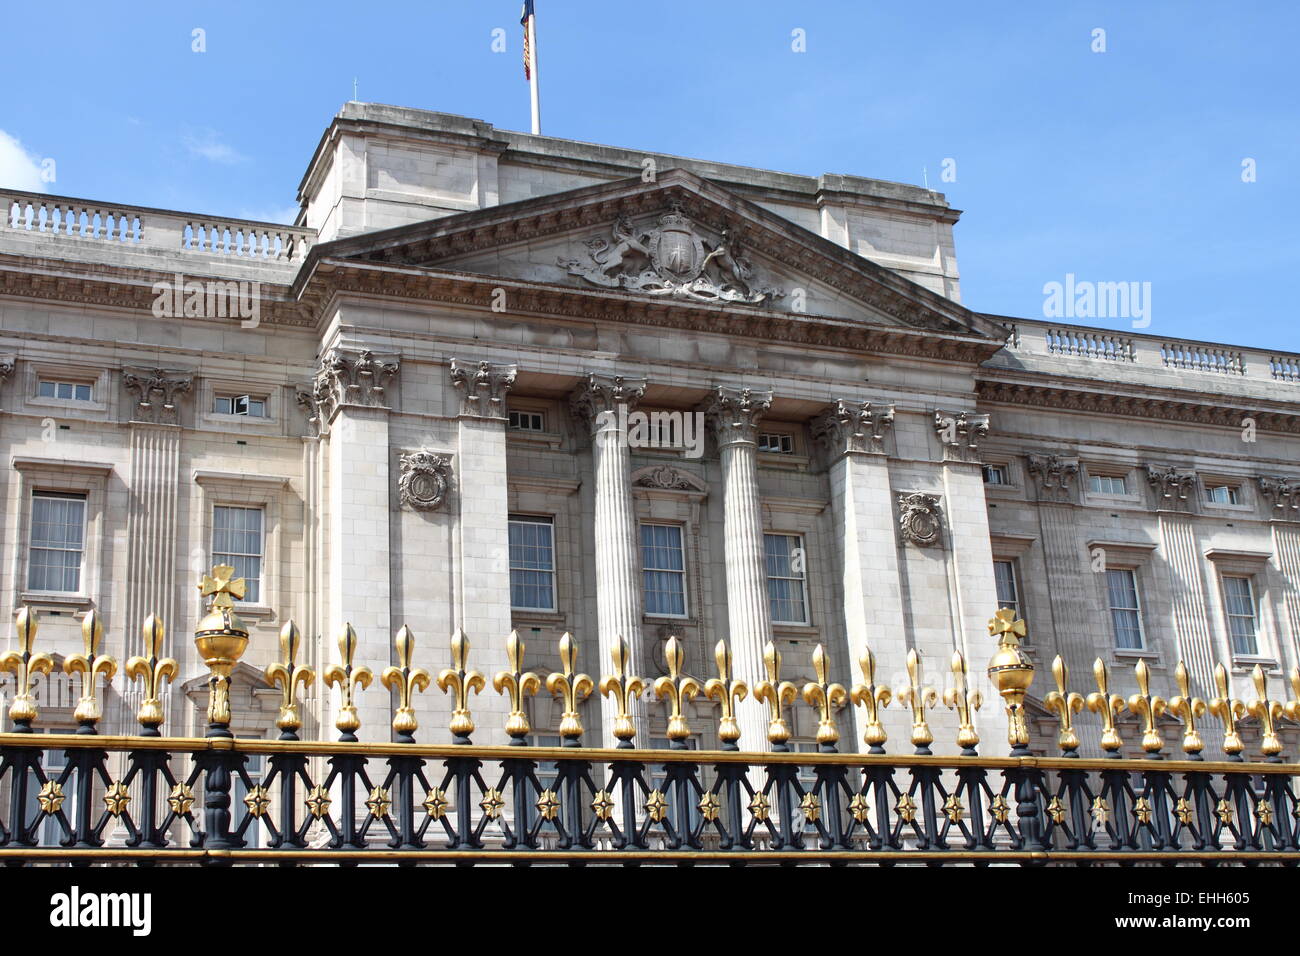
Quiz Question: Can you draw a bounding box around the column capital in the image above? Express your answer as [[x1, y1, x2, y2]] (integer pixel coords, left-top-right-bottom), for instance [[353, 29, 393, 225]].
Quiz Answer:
[[1146, 464, 1198, 513], [1258, 475, 1300, 519], [1026, 452, 1080, 502], [569, 373, 647, 432], [449, 358, 515, 419], [812, 399, 894, 457], [706, 385, 773, 447], [934, 409, 990, 461], [298, 348, 399, 435], [123, 367, 194, 425]]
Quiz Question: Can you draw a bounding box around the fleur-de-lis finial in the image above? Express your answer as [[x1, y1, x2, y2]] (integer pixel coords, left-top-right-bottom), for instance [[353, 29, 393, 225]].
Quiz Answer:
[[849, 646, 891, 753], [65, 609, 117, 732], [265, 620, 315, 740], [323, 623, 373, 741], [754, 641, 799, 751], [1, 608, 53, 731], [382, 625, 431, 743], [1246, 664, 1284, 759], [1285, 668, 1300, 727], [703, 640, 748, 750], [599, 636, 645, 748], [125, 615, 178, 734], [1087, 658, 1126, 754], [899, 649, 938, 754], [545, 632, 593, 745], [436, 628, 484, 744], [942, 650, 982, 755], [199, 564, 246, 610], [1168, 661, 1206, 757], [653, 636, 702, 747], [493, 630, 541, 744], [1209, 663, 1245, 759], [1043, 656, 1084, 754], [1127, 658, 1167, 754], [801, 644, 848, 751]]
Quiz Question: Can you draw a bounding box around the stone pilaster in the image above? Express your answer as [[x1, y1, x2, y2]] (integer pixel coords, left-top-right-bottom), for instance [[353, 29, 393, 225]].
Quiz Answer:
[[1148, 465, 1215, 693], [317, 348, 400, 741], [707, 386, 774, 752], [450, 359, 517, 744], [570, 373, 648, 746], [812, 400, 912, 749], [1259, 476, 1300, 674]]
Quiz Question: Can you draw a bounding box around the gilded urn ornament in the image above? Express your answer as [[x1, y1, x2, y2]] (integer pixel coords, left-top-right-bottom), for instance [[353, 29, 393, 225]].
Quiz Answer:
[[194, 564, 251, 736]]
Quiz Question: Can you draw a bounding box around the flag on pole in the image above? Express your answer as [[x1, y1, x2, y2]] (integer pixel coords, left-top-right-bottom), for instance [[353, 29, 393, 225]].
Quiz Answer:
[[521, 0, 541, 134], [521, 0, 535, 80]]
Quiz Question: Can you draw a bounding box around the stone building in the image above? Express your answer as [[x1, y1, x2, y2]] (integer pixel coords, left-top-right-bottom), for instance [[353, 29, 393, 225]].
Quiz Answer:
[[2, 102, 1298, 763]]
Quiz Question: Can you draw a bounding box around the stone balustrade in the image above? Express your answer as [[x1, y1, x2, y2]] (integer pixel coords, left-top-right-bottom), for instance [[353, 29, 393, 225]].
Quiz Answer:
[[1, 189, 314, 275]]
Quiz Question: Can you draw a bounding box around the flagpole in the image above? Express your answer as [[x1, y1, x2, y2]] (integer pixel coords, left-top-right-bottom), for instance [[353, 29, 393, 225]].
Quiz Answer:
[[527, 11, 541, 134]]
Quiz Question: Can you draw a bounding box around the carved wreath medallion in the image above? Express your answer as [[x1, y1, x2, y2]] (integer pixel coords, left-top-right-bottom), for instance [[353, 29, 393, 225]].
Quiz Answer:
[[898, 493, 943, 547], [398, 451, 452, 511]]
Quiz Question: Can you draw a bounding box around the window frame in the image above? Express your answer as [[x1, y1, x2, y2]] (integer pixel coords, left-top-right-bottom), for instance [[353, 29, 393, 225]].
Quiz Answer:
[[993, 558, 1022, 617], [12, 457, 111, 610], [1105, 567, 1146, 651], [508, 514, 557, 613], [1089, 473, 1128, 496], [764, 531, 810, 626], [1221, 574, 1260, 658], [192, 470, 288, 618], [27, 490, 89, 595], [639, 522, 689, 619], [507, 408, 546, 432], [211, 504, 266, 605]]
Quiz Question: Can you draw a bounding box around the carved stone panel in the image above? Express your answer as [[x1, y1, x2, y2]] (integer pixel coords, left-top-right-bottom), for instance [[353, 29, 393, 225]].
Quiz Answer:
[[449, 359, 516, 419], [1146, 465, 1197, 512], [934, 410, 990, 461], [1258, 475, 1300, 517], [898, 492, 944, 547], [398, 451, 452, 512], [559, 203, 784, 306], [1027, 454, 1080, 502]]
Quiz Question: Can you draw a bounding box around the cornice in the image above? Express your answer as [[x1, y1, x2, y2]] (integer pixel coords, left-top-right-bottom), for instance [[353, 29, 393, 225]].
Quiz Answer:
[[976, 376, 1300, 435]]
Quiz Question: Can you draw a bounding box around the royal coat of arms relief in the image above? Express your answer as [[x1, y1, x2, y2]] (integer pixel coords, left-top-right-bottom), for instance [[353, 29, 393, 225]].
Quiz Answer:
[[559, 203, 784, 305]]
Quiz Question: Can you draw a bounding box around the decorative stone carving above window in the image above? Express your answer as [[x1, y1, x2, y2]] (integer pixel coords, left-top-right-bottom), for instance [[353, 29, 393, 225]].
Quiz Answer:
[[397, 450, 452, 512], [449, 358, 516, 419], [632, 464, 706, 493], [706, 386, 773, 447], [123, 367, 193, 425], [1256, 475, 1300, 517], [934, 410, 990, 461], [812, 399, 895, 456], [1026, 453, 1080, 502], [898, 492, 944, 547], [1146, 465, 1197, 511], [558, 203, 784, 306]]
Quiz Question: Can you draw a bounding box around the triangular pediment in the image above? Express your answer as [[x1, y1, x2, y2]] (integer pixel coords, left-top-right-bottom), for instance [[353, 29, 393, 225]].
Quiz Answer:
[[312, 169, 1000, 339]]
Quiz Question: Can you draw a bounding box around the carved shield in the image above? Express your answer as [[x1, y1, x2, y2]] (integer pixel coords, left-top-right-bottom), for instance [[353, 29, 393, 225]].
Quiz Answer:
[[649, 218, 704, 282]]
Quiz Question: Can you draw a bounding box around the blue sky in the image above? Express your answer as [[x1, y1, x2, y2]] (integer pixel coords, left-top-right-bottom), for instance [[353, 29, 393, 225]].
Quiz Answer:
[[2, 1, 1296, 350]]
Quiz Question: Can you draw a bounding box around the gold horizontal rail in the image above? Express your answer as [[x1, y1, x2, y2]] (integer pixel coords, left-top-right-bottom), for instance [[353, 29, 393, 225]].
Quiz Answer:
[[2, 733, 1297, 774]]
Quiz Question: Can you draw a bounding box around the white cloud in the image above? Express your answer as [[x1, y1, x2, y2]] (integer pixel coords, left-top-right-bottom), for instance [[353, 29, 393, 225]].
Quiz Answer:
[[0, 129, 49, 192], [183, 128, 248, 165]]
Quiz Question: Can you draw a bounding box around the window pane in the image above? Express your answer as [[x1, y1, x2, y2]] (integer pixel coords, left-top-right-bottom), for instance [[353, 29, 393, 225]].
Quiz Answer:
[[1106, 569, 1143, 649], [993, 560, 1018, 609], [764, 533, 807, 624], [38, 381, 55, 397], [509, 518, 554, 609], [74, 384, 92, 401], [213, 506, 264, 603], [1223, 577, 1257, 655], [28, 495, 86, 592], [641, 525, 686, 616]]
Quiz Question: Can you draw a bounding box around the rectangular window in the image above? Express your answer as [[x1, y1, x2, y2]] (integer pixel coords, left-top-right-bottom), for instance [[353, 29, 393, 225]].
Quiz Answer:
[[507, 410, 545, 432], [38, 380, 93, 402], [1106, 568, 1145, 649], [1205, 484, 1241, 505], [214, 394, 267, 417], [508, 516, 555, 611], [1089, 474, 1127, 495], [28, 491, 87, 592], [765, 533, 809, 625], [993, 559, 1020, 616], [213, 506, 264, 603], [1223, 575, 1259, 656], [641, 524, 687, 617], [758, 432, 794, 454], [982, 464, 1009, 485]]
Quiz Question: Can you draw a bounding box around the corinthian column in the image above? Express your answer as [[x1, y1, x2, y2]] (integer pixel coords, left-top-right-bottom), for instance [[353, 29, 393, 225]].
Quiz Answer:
[[707, 386, 774, 752], [570, 373, 648, 746]]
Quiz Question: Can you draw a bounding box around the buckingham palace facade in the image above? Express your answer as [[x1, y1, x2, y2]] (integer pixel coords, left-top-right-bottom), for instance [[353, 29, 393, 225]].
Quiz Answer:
[[3, 101, 1299, 763]]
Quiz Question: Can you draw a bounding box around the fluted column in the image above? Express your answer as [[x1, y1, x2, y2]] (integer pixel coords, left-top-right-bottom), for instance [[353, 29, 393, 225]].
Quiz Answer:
[[571, 374, 648, 746], [1148, 466, 1215, 694], [707, 386, 774, 752]]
